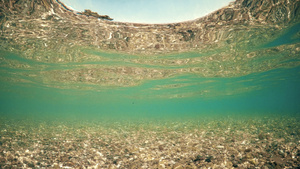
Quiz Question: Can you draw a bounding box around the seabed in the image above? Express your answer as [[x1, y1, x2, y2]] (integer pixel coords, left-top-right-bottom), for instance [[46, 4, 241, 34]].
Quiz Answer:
[[0, 115, 299, 168]]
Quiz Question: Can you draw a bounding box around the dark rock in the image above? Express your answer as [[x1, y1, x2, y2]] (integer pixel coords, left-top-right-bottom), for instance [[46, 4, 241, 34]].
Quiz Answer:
[[258, 133, 265, 140], [205, 158, 211, 162], [28, 163, 35, 167], [240, 157, 247, 163], [155, 44, 160, 49], [193, 155, 204, 162], [79, 9, 113, 21], [158, 145, 164, 151], [221, 8, 234, 20], [205, 156, 213, 162], [242, 0, 252, 8]]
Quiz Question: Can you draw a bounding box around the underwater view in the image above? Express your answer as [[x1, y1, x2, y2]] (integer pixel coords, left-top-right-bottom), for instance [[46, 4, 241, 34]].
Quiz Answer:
[[0, 0, 300, 168]]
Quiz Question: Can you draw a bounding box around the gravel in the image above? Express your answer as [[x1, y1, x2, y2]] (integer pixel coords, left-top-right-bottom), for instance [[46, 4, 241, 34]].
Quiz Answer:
[[0, 115, 299, 168]]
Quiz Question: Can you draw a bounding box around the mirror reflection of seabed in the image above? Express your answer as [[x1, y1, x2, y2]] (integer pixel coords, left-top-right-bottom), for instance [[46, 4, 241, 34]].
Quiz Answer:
[[1, 33, 299, 99], [0, 9, 299, 99]]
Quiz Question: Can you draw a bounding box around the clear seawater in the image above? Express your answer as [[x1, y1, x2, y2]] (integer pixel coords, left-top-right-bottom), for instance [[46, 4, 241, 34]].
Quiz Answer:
[[0, 21, 300, 168], [0, 63, 300, 121], [0, 24, 299, 122]]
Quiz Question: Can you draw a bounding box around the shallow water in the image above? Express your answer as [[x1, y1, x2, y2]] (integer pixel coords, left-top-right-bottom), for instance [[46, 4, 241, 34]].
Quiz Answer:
[[0, 17, 300, 169], [1, 24, 300, 120]]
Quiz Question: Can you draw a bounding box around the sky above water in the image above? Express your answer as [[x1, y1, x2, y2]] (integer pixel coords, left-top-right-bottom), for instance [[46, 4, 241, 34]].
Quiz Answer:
[[60, 0, 233, 23]]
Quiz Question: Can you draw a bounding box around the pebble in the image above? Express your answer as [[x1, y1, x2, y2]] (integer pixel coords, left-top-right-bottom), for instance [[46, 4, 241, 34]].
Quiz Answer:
[[216, 145, 224, 149], [0, 117, 298, 168], [205, 158, 212, 162]]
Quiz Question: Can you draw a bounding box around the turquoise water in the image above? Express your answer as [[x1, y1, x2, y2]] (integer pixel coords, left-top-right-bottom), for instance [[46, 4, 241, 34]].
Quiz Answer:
[[0, 19, 300, 169], [1, 24, 300, 121], [1, 65, 300, 118], [1, 51, 300, 121]]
